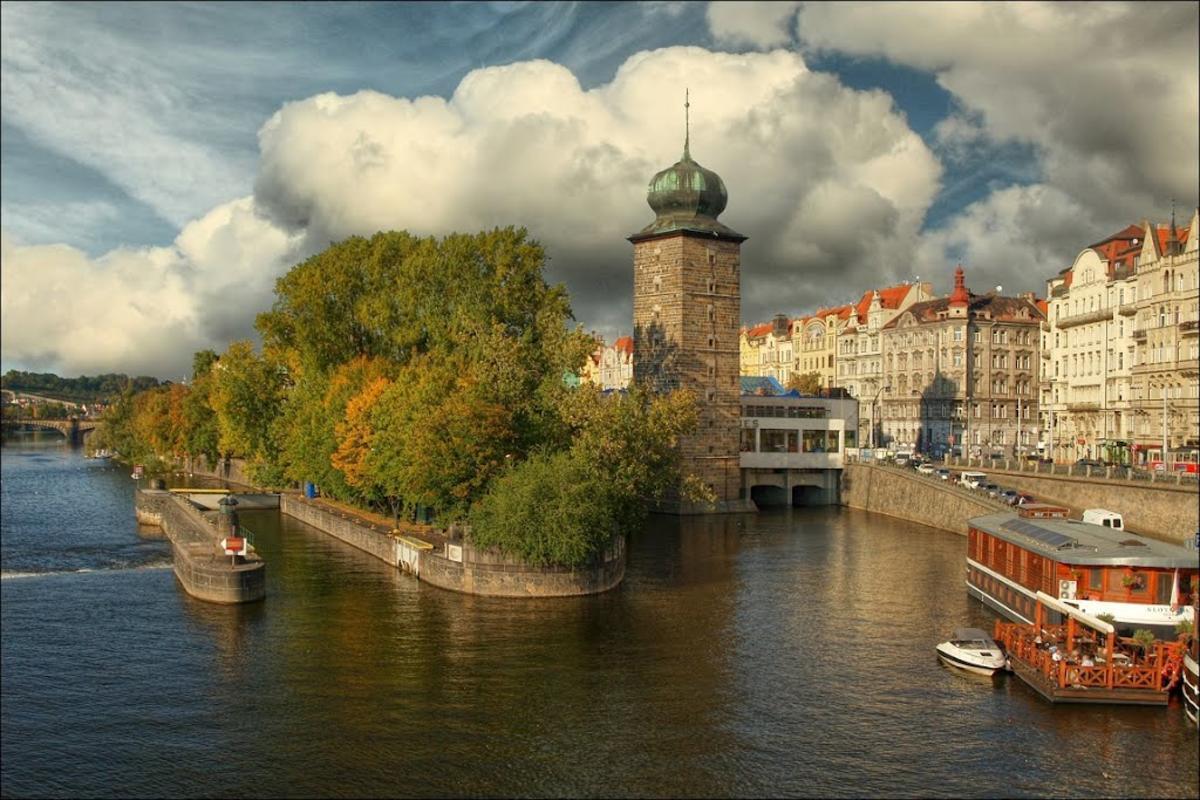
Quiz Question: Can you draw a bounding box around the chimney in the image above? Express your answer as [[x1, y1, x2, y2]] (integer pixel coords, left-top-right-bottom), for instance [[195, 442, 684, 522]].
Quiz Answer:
[[1018, 291, 1036, 303]]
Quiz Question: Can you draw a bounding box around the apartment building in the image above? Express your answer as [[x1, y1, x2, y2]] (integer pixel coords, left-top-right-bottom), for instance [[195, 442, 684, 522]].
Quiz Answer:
[[880, 268, 1043, 456]]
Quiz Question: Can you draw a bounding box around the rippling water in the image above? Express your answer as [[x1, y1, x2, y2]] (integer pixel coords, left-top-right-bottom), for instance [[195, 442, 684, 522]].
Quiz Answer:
[[2, 435, 1197, 798]]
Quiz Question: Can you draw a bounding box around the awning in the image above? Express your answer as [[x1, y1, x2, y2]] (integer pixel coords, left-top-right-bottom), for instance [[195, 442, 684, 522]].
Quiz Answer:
[[1035, 591, 1115, 634]]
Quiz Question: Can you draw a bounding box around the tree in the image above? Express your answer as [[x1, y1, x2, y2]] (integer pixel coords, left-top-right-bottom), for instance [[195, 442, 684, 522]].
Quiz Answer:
[[364, 355, 518, 521], [208, 340, 284, 478], [470, 384, 702, 565], [786, 371, 823, 395], [272, 356, 395, 501], [469, 447, 621, 567]]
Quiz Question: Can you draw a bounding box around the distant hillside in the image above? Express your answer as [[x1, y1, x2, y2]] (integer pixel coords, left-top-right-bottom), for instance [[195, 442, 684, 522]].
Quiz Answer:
[[1, 370, 165, 403]]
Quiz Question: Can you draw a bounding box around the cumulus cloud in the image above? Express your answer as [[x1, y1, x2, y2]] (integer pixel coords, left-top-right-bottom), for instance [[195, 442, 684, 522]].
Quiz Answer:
[[251, 46, 940, 340], [3, 46, 941, 376], [914, 184, 1098, 294], [791, 1, 1200, 278], [707, 2, 799, 49], [1, 199, 301, 378]]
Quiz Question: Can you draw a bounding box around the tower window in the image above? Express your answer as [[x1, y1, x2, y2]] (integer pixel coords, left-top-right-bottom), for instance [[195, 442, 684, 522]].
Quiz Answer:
[[708, 278, 716, 293], [707, 304, 715, 321], [707, 335, 715, 348], [653, 275, 662, 292]]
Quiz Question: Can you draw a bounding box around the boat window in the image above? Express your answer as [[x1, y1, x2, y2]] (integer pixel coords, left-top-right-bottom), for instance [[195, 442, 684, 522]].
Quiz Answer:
[[1087, 569, 1103, 592], [1107, 570, 1127, 592], [1154, 574, 1172, 605]]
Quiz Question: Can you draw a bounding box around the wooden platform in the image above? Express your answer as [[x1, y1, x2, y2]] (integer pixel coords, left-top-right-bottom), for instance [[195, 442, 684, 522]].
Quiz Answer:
[[1009, 653, 1169, 706]]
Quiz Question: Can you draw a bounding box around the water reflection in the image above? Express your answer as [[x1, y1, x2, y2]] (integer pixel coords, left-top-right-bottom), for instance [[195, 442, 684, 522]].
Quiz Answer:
[[2, 439, 1197, 798]]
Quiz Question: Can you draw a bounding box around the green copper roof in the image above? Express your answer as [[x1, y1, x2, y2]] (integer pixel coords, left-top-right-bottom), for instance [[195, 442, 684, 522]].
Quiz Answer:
[[630, 147, 745, 242]]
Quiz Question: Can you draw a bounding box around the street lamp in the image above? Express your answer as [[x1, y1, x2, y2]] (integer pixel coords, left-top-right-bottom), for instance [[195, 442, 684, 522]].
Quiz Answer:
[[870, 384, 891, 450], [912, 389, 921, 453]]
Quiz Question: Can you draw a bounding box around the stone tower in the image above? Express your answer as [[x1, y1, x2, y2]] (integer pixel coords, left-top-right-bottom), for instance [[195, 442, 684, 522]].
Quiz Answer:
[[629, 103, 750, 512]]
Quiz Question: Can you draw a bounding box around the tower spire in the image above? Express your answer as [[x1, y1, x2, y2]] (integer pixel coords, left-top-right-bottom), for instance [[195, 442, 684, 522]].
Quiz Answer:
[[683, 88, 690, 160]]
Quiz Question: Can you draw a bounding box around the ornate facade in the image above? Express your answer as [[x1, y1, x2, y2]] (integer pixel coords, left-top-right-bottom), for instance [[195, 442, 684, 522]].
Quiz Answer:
[[1040, 211, 1198, 465], [1128, 211, 1199, 464], [880, 268, 1043, 456]]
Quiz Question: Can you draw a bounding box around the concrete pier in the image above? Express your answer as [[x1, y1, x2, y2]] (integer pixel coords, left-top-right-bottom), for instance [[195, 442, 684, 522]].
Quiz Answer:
[[136, 489, 265, 604]]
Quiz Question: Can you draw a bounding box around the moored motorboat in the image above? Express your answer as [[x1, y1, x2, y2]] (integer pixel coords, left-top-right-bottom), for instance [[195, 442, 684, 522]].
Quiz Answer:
[[937, 627, 1008, 676]]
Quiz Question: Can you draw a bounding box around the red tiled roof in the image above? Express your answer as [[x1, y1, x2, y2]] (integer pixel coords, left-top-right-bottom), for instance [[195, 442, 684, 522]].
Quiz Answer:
[[745, 323, 773, 338], [852, 284, 914, 319], [885, 293, 1045, 328], [613, 336, 633, 354], [1154, 224, 1189, 254]]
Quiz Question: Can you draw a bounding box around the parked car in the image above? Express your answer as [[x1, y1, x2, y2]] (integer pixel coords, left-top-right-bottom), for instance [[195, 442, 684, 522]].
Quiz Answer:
[[999, 489, 1020, 505], [1015, 493, 1036, 506], [1075, 458, 1104, 468], [983, 483, 1002, 498], [959, 471, 988, 489], [935, 468, 952, 481], [916, 463, 937, 475]]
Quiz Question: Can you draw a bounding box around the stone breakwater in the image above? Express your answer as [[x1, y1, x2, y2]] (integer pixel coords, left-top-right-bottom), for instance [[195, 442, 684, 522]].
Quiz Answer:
[[135, 489, 265, 604], [279, 494, 626, 598]]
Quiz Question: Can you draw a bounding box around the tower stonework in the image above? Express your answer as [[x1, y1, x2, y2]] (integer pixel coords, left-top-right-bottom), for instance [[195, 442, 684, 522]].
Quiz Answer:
[[629, 128, 754, 513]]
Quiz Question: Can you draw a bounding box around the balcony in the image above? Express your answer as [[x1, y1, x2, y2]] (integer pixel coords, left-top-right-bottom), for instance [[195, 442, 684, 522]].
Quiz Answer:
[[1066, 402, 1100, 412], [1118, 303, 1137, 317], [1181, 319, 1198, 337], [1132, 328, 1147, 340], [1054, 307, 1113, 329]]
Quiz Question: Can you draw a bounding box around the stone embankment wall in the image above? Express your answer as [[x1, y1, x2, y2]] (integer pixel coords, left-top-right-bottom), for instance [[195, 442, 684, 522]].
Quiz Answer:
[[279, 494, 396, 565], [942, 463, 1196, 543], [279, 494, 625, 597], [183, 455, 253, 488], [841, 462, 1005, 536], [136, 489, 266, 604]]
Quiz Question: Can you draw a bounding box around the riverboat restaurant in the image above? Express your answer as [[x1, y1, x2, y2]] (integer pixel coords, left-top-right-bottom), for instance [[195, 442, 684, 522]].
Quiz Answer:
[[966, 506, 1197, 638]]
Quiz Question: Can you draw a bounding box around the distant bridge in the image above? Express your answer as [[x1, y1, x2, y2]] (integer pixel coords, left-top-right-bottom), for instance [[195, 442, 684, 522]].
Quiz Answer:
[[2, 417, 100, 444]]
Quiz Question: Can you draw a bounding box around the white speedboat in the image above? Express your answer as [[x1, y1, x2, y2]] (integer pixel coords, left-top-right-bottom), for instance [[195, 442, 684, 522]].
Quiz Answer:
[[936, 627, 1008, 676]]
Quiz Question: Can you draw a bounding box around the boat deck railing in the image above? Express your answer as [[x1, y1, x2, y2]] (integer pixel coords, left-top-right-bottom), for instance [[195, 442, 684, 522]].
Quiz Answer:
[[995, 621, 1182, 693]]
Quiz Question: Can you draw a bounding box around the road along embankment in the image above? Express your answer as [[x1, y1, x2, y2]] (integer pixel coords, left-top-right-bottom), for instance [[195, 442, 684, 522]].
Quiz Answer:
[[279, 494, 625, 598], [841, 462, 1007, 536], [943, 462, 1196, 544], [136, 489, 266, 604]]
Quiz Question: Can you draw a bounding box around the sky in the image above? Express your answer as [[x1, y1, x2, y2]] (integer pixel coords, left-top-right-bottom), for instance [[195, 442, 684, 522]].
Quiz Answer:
[[1, 1, 1197, 379]]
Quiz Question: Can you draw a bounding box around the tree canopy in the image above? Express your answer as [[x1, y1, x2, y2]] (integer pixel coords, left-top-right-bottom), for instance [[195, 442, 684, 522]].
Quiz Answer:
[[101, 226, 700, 567]]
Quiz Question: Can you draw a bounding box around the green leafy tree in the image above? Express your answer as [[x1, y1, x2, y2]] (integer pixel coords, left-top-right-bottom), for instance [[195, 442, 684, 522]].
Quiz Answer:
[[469, 447, 622, 567], [365, 356, 517, 521], [209, 340, 284, 479], [786, 371, 823, 395], [470, 385, 702, 565]]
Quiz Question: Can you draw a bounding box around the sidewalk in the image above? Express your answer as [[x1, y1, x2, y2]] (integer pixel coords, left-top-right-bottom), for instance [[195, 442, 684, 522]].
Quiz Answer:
[[299, 494, 447, 548]]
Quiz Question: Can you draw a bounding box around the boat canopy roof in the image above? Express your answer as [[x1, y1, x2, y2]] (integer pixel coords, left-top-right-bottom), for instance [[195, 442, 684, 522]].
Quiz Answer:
[[969, 511, 1198, 568], [952, 628, 993, 642]]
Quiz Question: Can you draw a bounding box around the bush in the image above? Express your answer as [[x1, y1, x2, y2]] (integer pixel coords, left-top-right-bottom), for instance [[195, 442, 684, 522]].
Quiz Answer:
[[469, 448, 619, 568]]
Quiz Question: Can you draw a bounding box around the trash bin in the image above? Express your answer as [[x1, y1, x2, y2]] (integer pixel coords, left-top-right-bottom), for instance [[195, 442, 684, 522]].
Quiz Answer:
[[304, 482, 316, 499]]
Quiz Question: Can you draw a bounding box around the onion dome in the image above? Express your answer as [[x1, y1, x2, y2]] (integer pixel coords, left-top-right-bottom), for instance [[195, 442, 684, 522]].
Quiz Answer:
[[629, 97, 745, 243]]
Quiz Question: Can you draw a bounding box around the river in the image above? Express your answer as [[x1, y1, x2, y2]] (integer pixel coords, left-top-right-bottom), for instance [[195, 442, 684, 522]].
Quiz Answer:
[[2, 435, 1197, 798]]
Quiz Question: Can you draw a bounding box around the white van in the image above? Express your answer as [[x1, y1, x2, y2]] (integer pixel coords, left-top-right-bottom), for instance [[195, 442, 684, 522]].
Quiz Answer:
[[1082, 509, 1124, 530], [959, 471, 987, 489]]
